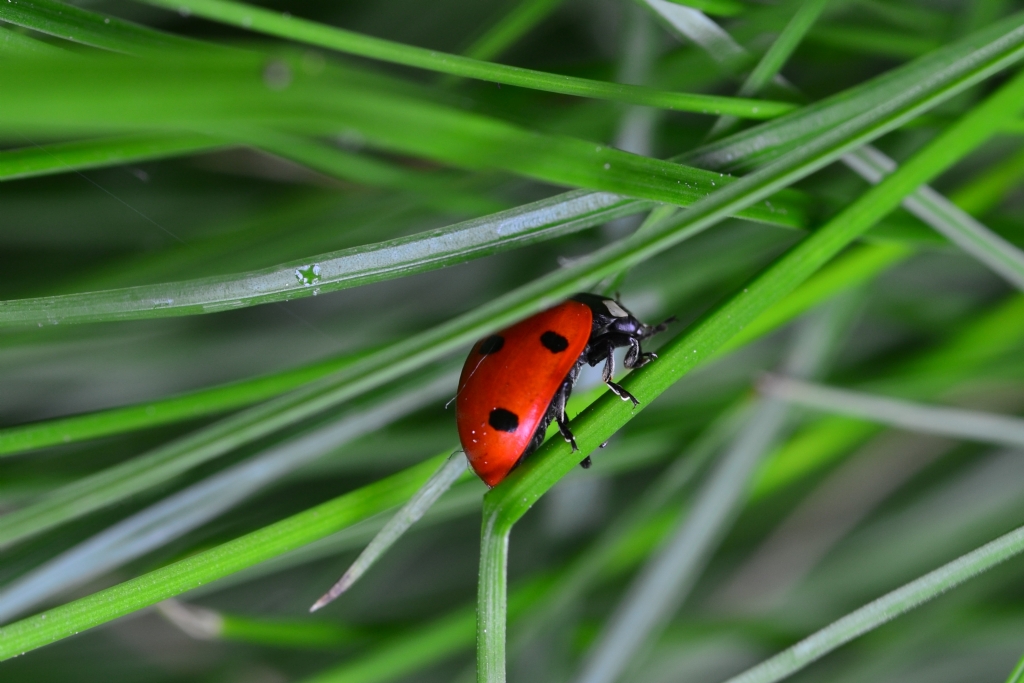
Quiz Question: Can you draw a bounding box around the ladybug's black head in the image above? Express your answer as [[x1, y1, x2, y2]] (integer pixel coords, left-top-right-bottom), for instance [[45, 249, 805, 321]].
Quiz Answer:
[[571, 293, 667, 341]]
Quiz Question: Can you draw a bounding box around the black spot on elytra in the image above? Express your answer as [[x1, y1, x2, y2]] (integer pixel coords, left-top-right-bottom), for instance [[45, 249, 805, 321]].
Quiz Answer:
[[478, 335, 504, 355], [540, 331, 569, 353], [488, 408, 519, 432]]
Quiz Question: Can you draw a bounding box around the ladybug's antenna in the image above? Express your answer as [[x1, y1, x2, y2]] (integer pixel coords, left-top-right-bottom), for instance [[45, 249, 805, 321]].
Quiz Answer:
[[310, 451, 468, 612]]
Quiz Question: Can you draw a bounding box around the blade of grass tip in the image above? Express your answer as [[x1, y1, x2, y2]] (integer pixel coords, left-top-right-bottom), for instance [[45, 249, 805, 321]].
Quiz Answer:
[[719, 523, 1024, 683], [477, 46, 1024, 683], [462, 0, 566, 62], [310, 453, 469, 611], [0, 454, 448, 660], [759, 375, 1024, 449], [0, 365, 456, 624], [708, 0, 830, 138], [137, 0, 794, 119], [642, 0, 750, 74], [649, 2, 1024, 292], [570, 300, 851, 683], [0, 0, 202, 53], [0, 347, 369, 457], [0, 133, 225, 182], [195, 475, 484, 598], [843, 144, 1024, 291], [1006, 650, 1024, 683]]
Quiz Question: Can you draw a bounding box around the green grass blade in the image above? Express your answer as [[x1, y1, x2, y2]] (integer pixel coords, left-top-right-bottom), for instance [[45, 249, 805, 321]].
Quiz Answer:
[[0, 24, 66, 56], [807, 23, 940, 60], [462, 0, 565, 62], [0, 179, 805, 327], [311, 454, 467, 611], [0, 0, 199, 52], [135, 0, 793, 118], [1006, 651, 1024, 683], [950, 145, 1024, 215], [738, 0, 830, 98], [0, 455, 447, 660], [0, 348, 366, 456], [720, 524, 1024, 683], [0, 133, 223, 181], [247, 130, 504, 215]]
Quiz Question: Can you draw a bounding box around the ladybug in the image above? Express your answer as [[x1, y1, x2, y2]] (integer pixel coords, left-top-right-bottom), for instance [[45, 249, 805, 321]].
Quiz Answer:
[[456, 293, 671, 487]]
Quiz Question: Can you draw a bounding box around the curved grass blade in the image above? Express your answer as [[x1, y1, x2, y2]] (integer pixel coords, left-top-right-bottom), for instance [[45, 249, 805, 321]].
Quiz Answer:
[[736, 0, 831, 98], [760, 375, 1024, 449], [0, 454, 448, 660], [0, 179, 803, 327], [719, 523, 1024, 683], [310, 452, 468, 611], [475, 56, 1024, 683], [136, 0, 794, 119], [1006, 651, 1024, 683], [0, 133, 223, 181], [0, 366, 455, 622]]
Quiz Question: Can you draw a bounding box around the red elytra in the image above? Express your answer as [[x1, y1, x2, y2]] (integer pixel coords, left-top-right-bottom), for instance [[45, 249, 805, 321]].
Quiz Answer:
[[456, 300, 592, 487]]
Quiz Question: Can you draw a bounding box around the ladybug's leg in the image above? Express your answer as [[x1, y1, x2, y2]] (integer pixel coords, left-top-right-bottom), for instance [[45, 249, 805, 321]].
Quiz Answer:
[[602, 342, 640, 406], [624, 337, 657, 369], [552, 370, 580, 453]]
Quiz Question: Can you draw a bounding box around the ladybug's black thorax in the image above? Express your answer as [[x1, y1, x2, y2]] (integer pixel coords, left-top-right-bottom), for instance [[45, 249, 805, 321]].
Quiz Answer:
[[571, 293, 658, 366]]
